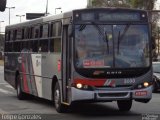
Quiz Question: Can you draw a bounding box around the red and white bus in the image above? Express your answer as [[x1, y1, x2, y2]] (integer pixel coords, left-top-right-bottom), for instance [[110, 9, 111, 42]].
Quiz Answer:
[[4, 8, 153, 113]]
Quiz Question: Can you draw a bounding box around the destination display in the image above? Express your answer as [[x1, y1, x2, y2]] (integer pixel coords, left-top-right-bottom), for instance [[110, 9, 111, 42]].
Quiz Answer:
[[76, 12, 147, 22], [99, 12, 142, 21], [81, 13, 95, 21]]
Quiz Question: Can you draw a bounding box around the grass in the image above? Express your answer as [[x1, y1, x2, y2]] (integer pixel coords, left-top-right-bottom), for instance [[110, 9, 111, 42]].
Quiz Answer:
[[0, 60, 4, 66]]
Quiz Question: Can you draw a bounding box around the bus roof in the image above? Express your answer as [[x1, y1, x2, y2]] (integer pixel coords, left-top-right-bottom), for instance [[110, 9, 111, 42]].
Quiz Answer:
[[5, 7, 147, 30], [5, 11, 73, 30]]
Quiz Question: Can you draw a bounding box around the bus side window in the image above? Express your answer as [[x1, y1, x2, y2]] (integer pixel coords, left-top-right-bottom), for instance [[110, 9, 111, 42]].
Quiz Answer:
[[12, 42, 15, 52], [40, 25, 43, 38], [51, 23, 56, 37], [14, 42, 21, 52], [31, 40, 38, 52], [17, 29, 22, 40], [54, 38, 61, 52], [43, 24, 49, 38], [8, 31, 11, 41], [13, 30, 17, 41], [5, 31, 10, 41], [8, 42, 13, 52], [50, 39, 54, 52], [5, 42, 8, 52], [22, 28, 25, 39], [35, 29, 39, 38], [29, 27, 34, 39], [39, 40, 48, 52], [49, 21, 62, 52], [50, 38, 61, 52]]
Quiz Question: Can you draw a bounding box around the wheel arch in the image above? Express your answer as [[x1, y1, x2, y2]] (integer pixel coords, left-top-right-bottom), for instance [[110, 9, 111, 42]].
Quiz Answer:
[[51, 75, 59, 100], [15, 70, 20, 89]]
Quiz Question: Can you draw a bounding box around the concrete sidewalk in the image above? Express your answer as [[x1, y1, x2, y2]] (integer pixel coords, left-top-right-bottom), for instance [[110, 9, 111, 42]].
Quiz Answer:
[[0, 66, 4, 71]]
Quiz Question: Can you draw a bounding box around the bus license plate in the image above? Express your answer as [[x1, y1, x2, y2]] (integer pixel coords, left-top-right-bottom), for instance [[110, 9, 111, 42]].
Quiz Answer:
[[135, 91, 147, 96]]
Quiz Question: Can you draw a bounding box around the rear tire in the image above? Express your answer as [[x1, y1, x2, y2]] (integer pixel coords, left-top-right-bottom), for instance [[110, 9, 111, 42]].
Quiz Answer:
[[117, 100, 132, 111], [16, 74, 27, 100], [53, 82, 68, 113]]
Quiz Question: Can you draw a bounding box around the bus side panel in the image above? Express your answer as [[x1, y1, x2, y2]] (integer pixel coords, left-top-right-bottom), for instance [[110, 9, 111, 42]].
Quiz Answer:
[[41, 53, 61, 100], [26, 53, 61, 100]]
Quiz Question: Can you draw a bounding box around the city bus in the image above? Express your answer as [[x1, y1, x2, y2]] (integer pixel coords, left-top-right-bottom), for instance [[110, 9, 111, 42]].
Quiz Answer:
[[4, 8, 153, 113]]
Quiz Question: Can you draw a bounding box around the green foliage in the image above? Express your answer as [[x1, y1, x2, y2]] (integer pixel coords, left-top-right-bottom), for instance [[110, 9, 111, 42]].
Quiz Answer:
[[91, 0, 130, 8], [0, 0, 7, 12], [128, 0, 156, 10], [90, 0, 156, 10]]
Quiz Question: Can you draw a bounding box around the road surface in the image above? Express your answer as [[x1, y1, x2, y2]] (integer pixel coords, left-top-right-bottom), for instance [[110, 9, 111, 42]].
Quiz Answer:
[[0, 66, 160, 120]]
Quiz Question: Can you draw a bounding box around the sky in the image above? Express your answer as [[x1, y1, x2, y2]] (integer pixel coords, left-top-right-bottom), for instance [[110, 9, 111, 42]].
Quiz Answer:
[[0, 0, 87, 33], [1, 0, 160, 33]]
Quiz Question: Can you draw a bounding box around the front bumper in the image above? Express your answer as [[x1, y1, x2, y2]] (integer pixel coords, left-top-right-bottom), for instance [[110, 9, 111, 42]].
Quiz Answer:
[[71, 86, 152, 102]]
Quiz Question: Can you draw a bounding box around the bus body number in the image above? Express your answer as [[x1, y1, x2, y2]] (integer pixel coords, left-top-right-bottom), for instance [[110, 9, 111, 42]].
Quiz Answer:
[[124, 79, 135, 84]]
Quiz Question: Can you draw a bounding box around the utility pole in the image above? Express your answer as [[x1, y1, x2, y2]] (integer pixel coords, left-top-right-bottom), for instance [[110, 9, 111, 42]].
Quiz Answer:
[[45, 0, 49, 16], [0, 21, 4, 34], [6, 7, 15, 25], [16, 15, 25, 22]]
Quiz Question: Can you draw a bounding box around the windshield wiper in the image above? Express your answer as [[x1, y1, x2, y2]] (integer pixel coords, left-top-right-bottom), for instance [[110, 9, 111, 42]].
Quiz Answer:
[[117, 31, 120, 54], [91, 22, 110, 54], [78, 25, 86, 31], [105, 31, 109, 54], [117, 24, 130, 54]]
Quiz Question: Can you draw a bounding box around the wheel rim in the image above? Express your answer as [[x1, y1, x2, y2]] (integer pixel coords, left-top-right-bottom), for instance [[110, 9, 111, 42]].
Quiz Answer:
[[54, 89, 60, 109]]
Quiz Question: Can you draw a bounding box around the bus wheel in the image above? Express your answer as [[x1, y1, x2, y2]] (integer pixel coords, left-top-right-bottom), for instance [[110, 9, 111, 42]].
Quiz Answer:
[[117, 100, 132, 111], [54, 82, 67, 113], [16, 75, 26, 100]]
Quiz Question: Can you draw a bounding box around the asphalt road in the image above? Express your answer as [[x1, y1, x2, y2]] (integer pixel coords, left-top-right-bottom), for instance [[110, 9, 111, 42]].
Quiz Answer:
[[0, 66, 160, 120]]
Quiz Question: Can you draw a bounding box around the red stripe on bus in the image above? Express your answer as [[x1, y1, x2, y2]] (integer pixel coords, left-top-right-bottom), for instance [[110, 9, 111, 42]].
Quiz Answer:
[[21, 57, 29, 93], [73, 79, 106, 86]]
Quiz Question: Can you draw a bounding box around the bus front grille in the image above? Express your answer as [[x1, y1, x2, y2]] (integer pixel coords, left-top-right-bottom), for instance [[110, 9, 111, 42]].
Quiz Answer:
[[98, 92, 128, 97]]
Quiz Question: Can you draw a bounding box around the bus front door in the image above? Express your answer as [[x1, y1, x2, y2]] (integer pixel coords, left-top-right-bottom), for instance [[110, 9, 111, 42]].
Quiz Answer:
[[62, 25, 72, 104]]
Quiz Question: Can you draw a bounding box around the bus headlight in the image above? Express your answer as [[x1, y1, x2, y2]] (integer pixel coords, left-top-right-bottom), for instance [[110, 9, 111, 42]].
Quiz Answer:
[[76, 83, 83, 89], [144, 82, 149, 87], [135, 82, 151, 89], [74, 83, 93, 91]]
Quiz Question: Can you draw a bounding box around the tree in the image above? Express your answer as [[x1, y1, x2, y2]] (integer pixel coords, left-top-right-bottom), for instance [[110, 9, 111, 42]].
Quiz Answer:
[[89, 0, 130, 8], [0, 0, 7, 12], [127, 0, 156, 10], [89, 0, 156, 10]]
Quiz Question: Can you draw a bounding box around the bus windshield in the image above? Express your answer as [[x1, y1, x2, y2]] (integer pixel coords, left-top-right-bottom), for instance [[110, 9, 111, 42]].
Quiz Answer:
[[75, 24, 150, 68]]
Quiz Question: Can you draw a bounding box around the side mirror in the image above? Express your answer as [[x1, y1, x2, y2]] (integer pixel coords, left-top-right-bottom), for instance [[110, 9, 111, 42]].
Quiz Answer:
[[68, 24, 73, 37], [0, 0, 7, 12]]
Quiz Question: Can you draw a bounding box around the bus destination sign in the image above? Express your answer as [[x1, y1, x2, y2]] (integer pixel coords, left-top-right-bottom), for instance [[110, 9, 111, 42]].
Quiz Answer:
[[99, 12, 142, 21], [77, 12, 147, 22]]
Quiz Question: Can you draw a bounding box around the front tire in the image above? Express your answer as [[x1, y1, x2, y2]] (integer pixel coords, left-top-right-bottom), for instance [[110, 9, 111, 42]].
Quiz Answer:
[[53, 82, 68, 113], [16, 74, 27, 100], [117, 100, 132, 111]]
